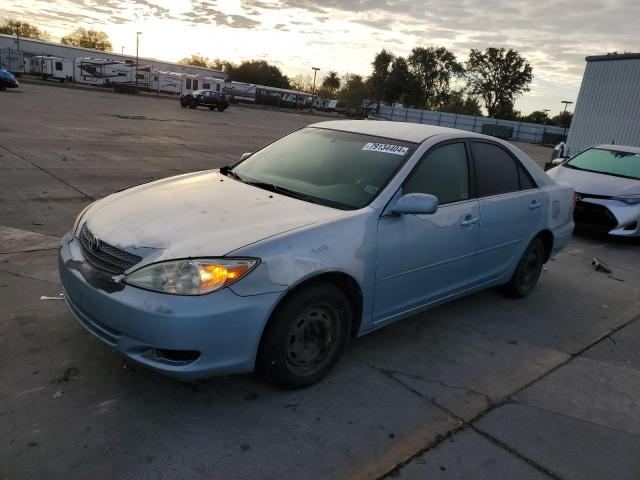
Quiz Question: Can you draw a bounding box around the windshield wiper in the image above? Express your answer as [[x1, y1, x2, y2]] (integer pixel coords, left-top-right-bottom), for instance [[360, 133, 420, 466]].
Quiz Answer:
[[563, 163, 586, 171], [220, 165, 243, 181], [242, 181, 322, 204]]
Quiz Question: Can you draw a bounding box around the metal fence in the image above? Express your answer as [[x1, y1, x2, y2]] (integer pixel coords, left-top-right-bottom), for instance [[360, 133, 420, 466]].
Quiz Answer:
[[376, 105, 567, 145]]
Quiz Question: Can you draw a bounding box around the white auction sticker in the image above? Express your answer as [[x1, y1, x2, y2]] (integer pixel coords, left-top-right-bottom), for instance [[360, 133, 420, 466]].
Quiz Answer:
[[362, 143, 409, 156]]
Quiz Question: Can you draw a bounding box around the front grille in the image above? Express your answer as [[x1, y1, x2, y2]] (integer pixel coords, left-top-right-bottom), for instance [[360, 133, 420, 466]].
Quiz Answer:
[[573, 201, 618, 231], [80, 223, 142, 274]]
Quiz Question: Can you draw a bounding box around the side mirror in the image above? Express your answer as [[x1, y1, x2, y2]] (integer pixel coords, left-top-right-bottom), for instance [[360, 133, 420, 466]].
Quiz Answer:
[[391, 193, 439, 215], [552, 157, 567, 166], [240, 152, 253, 161]]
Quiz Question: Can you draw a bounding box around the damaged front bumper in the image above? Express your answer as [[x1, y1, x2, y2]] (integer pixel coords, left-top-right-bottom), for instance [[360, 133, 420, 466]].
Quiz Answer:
[[58, 233, 280, 379]]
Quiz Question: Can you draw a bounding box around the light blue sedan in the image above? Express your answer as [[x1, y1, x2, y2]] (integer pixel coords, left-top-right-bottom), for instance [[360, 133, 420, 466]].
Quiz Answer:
[[58, 121, 575, 388]]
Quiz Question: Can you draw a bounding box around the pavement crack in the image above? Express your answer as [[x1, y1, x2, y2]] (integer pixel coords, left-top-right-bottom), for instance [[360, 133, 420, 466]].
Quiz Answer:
[[0, 143, 95, 201], [0, 267, 60, 285]]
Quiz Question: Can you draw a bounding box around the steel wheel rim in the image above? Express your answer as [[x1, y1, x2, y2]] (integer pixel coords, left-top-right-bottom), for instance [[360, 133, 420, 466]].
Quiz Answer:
[[519, 247, 540, 288], [284, 304, 338, 376]]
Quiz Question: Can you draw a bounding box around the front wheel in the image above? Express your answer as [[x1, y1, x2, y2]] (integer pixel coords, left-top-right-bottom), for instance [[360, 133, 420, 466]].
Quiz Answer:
[[218, 106, 227, 111], [257, 282, 351, 389], [188, 99, 197, 109], [504, 237, 544, 298]]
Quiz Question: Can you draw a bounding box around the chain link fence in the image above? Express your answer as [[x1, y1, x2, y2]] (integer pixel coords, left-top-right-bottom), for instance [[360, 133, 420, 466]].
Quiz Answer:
[[376, 105, 567, 145]]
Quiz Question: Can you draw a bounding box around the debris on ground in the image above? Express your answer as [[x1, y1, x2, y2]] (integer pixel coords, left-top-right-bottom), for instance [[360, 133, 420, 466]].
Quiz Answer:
[[592, 257, 612, 274], [40, 293, 65, 301], [58, 366, 79, 383]]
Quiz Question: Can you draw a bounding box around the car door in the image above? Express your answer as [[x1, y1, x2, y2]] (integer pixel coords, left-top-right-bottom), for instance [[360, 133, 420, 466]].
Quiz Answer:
[[374, 141, 480, 324], [470, 141, 545, 283]]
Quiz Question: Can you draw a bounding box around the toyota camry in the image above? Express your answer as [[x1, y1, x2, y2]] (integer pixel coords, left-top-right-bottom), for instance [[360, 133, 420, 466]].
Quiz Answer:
[[59, 120, 575, 389]]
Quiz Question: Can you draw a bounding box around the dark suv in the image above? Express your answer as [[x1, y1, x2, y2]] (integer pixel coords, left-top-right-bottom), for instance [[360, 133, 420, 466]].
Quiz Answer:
[[180, 89, 230, 111]]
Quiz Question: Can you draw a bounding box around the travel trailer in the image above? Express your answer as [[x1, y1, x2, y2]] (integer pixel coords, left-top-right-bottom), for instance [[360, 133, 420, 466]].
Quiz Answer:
[[224, 81, 257, 103], [74, 58, 150, 89], [150, 70, 183, 94], [30, 56, 73, 82], [201, 76, 225, 92]]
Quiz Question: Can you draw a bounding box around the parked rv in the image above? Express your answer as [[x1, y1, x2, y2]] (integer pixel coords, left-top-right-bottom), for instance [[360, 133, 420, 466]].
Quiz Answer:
[[150, 70, 183, 94], [224, 81, 257, 103], [30, 56, 73, 82], [74, 58, 150, 91]]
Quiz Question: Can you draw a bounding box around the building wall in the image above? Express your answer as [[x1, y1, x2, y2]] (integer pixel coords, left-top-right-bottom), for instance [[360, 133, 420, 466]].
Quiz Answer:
[[0, 34, 226, 80], [566, 54, 640, 155]]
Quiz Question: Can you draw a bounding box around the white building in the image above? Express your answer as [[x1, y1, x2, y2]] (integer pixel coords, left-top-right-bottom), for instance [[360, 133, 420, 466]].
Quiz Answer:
[[566, 53, 640, 155], [0, 33, 226, 80]]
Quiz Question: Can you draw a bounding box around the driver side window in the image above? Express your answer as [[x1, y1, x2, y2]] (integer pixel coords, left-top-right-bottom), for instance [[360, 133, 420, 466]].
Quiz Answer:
[[403, 142, 470, 205]]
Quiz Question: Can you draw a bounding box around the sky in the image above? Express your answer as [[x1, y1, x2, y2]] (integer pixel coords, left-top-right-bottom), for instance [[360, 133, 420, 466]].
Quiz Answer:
[[1, 0, 639, 114]]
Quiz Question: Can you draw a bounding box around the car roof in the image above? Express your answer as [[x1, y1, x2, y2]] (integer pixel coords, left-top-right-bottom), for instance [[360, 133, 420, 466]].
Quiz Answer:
[[594, 144, 640, 154], [309, 120, 485, 143]]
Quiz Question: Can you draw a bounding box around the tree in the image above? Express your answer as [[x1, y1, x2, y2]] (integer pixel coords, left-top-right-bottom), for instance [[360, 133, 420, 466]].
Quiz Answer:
[[209, 58, 235, 72], [179, 54, 210, 67], [0, 18, 50, 41], [551, 111, 573, 127], [337, 73, 369, 106], [388, 57, 421, 106], [523, 110, 551, 124], [408, 46, 463, 109], [226, 60, 291, 89], [367, 49, 395, 104], [465, 47, 533, 117], [321, 71, 341, 94], [61, 28, 112, 51], [439, 90, 483, 116]]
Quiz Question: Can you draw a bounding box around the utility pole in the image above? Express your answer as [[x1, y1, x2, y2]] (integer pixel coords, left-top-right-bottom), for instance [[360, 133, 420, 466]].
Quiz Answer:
[[311, 67, 320, 110], [561, 100, 573, 137], [16, 21, 20, 51], [135, 31, 141, 91]]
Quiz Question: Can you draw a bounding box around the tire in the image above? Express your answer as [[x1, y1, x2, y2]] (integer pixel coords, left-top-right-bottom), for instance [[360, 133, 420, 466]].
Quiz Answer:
[[218, 106, 227, 111], [188, 99, 197, 109], [504, 237, 544, 298], [180, 100, 188, 108], [258, 281, 352, 389], [0, 85, 6, 92]]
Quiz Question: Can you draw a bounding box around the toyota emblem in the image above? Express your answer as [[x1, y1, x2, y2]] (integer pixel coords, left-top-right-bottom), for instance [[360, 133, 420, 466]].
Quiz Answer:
[[89, 235, 101, 252]]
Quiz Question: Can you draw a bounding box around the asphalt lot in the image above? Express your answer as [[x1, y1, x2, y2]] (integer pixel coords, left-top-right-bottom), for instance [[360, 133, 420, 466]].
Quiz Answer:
[[1, 83, 639, 480]]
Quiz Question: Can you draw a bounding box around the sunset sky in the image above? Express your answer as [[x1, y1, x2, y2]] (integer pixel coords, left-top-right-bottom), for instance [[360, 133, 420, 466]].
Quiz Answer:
[[2, 0, 639, 114]]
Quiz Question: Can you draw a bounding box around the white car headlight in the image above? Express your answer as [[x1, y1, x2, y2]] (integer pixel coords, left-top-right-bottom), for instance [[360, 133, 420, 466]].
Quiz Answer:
[[612, 195, 640, 206], [124, 258, 259, 295]]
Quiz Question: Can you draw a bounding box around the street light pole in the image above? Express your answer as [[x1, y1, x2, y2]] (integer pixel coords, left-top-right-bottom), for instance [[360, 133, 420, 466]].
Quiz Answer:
[[135, 31, 141, 92], [561, 100, 573, 137], [311, 67, 320, 110]]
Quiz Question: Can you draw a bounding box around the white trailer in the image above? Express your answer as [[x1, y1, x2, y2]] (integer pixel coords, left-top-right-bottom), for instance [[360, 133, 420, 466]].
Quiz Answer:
[[75, 58, 150, 89], [201, 76, 225, 92], [150, 70, 182, 94], [224, 81, 256, 102], [30, 56, 73, 82], [182, 73, 201, 93]]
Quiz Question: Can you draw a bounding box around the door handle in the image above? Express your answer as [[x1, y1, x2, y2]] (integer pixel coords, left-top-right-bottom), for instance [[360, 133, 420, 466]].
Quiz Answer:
[[460, 216, 478, 226], [529, 201, 543, 210]]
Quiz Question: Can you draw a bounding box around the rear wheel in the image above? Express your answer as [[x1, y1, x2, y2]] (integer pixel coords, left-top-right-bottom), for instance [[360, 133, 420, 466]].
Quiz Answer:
[[258, 281, 351, 389], [504, 237, 544, 298]]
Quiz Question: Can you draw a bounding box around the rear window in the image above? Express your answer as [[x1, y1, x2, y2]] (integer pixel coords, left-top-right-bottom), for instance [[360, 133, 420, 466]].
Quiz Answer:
[[566, 148, 640, 180], [471, 142, 520, 197]]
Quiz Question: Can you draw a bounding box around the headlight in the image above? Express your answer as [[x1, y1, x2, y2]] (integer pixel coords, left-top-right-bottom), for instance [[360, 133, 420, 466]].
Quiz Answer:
[[72, 202, 95, 236], [124, 258, 259, 295], [612, 195, 640, 206]]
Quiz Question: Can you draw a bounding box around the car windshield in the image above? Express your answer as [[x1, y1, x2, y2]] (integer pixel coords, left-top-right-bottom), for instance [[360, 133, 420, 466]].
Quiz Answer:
[[565, 148, 640, 180], [230, 127, 417, 209]]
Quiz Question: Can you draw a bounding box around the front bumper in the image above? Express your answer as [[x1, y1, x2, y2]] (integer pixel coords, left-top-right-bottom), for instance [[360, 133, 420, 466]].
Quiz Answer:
[[58, 233, 280, 379], [574, 198, 640, 236]]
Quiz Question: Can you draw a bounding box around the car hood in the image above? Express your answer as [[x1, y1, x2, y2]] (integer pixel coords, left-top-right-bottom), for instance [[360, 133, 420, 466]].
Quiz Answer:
[[84, 170, 345, 266], [548, 165, 640, 196]]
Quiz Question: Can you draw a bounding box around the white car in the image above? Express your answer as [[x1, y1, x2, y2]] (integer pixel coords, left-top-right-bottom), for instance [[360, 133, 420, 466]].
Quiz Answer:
[[547, 145, 640, 236]]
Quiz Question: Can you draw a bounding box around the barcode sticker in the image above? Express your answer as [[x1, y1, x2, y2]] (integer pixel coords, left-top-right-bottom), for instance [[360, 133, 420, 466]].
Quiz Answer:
[[362, 143, 409, 156]]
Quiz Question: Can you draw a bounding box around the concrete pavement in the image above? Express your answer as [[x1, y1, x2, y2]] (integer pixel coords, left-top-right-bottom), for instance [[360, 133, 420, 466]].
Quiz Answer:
[[1, 83, 639, 479]]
